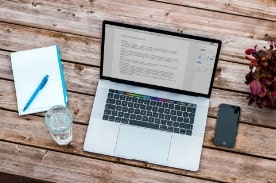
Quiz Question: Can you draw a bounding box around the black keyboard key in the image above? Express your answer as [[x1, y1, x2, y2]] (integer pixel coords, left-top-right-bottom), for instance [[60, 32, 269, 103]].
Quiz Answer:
[[144, 99, 150, 105], [175, 105, 180, 110], [109, 116, 115, 121], [112, 111, 117, 116], [129, 120, 159, 129], [162, 103, 168, 108], [124, 113, 130, 119], [156, 102, 162, 107], [118, 112, 123, 117], [119, 95, 126, 100], [138, 98, 144, 103], [171, 115, 177, 121], [161, 119, 167, 125], [146, 105, 152, 111], [142, 116, 149, 122], [140, 110, 146, 115], [136, 115, 142, 121], [108, 92, 114, 98], [128, 108, 134, 113], [167, 127, 173, 132], [177, 117, 184, 122], [146, 111, 153, 116], [126, 96, 132, 101], [103, 115, 109, 120], [165, 114, 171, 120], [187, 107, 196, 113], [128, 103, 134, 107], [106, 104, 115, 110], [152, 107, 158, 112], [164, 109, 170, 114], [158, 108, 164, 113], [140, 104, 146, 110], [150, 100, 156, 106], [186, 130, 192, 136], [115, 117, 121, 122], [171, 110, 176, 115], [104, 109, 111, 115], [159, 113, 165, 119], [153, 112, 158, 118], [122, 101, 127, 106], [116, 106, 122, 111], [180, 123, 193, 130], [174, 128, 180, 133], [183, 112, 188, 117], [132, 97, 138, 103], [177, 111, 182, 116], [180, 129, 186, 134], [184, 118, 189, 123], [121, 118, 129, 124], [168, 103, 174, 109], [122, 107, 128, 112], [166, 121, 173, 127], [134, 108, 140, 114], [160, 125, 167, 130], [154, 118, 161, 124], [116, 100, 121, 105], [134, 103, 140, 108], [181, 105, 187, 111], [149, 117, 154, 123], [114, 94, 120, 99], [107, 98, 115, 104], [173, 122, 179, 127]]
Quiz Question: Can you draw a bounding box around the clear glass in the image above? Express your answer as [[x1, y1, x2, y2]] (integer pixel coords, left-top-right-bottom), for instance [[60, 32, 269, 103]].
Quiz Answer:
[[45, 105, 73, 145]]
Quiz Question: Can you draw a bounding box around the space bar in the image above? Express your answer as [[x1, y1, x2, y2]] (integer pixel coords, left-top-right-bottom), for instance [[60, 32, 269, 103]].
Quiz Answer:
[[129, 120, 159, 130]]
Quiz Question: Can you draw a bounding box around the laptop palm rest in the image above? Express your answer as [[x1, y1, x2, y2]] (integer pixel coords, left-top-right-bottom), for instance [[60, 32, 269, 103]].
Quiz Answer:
[[115, 125, 171, 164]]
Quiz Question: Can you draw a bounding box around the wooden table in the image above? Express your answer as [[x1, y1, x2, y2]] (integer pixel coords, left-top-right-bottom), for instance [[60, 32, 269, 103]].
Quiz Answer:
[[0, 0, 276, 182]]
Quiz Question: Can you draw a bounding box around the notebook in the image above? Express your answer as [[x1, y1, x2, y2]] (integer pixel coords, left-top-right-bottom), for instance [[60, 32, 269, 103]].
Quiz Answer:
[[84, 20, 221, 171], [11, 45, 68, 115]]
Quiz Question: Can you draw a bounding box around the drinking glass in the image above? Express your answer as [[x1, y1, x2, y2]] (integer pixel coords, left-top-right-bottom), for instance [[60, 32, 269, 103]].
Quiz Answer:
[[45, 105, 73, 145]]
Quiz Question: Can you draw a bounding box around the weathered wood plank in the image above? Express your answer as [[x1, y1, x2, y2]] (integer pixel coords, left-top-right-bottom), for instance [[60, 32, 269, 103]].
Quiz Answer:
[[204, 118, 276, 159], [0, 142, 215, 183], [0, 33, 259, 97], [0, 50, 99, 95], [0, 79, 93, 124], [155, 0, 276, 22], [0, 111, 275, 183], [0, 107, 275, 160], [1, 76, 276, 128], [0, 50, 250, 95], [0, 1, 275, 64], [0, 22, 100, 66]]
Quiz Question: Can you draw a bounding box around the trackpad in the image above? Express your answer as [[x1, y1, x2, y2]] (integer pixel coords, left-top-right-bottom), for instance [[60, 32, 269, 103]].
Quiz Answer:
[[115, 125, 171, 164]]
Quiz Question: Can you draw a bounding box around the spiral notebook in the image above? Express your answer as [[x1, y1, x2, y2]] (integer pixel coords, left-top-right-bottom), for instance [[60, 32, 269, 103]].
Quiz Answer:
[[11, 45, 68, 115]]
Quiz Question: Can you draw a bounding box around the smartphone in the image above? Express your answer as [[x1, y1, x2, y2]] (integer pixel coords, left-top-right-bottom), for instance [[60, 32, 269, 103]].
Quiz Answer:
[[214, 104, 240, 148]]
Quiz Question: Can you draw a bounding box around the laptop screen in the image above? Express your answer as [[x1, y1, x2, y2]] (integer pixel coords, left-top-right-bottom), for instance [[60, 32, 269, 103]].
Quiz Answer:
[[101, 21, 221, 97]]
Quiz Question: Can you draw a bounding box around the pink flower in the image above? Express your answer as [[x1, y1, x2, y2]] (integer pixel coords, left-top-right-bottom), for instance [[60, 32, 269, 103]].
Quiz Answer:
[[245, 48, 255, 55], [250, 80, 261, 95]]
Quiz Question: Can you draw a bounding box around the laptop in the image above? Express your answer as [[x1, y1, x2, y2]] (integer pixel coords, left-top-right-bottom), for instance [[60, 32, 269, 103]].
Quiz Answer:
[[84, 20, 221, 171]]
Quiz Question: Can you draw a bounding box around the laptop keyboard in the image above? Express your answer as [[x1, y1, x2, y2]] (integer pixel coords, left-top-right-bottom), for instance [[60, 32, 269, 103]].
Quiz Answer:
[[102, 89, 197, 136]]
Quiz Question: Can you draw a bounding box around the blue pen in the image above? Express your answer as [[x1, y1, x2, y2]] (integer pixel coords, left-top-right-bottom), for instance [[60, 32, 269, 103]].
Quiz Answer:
[[23, 74, 49, 112]]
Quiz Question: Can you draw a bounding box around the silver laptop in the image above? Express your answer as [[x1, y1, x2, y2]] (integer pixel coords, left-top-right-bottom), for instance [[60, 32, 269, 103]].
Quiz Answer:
[[84, 20, 221, 171]]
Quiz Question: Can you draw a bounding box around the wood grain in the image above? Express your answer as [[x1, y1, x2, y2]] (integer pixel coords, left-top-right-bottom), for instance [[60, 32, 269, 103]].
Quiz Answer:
[[0, 110, 275, 183], [0, 0, 275, 64], [0, 141, 215, 183], [1, 0, 276, 182], [156, 0, 276, 21]]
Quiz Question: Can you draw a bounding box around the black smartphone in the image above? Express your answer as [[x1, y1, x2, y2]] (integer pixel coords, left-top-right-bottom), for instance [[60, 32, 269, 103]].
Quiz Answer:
[[214, 104, 240, 148]]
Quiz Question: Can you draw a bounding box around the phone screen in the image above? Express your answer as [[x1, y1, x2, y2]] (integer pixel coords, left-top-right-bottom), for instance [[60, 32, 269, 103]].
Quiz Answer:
[[214, 104, 240, 148]]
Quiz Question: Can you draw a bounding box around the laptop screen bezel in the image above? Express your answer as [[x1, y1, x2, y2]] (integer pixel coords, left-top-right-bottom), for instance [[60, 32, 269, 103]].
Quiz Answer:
[[100, 20, 221, 98]]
